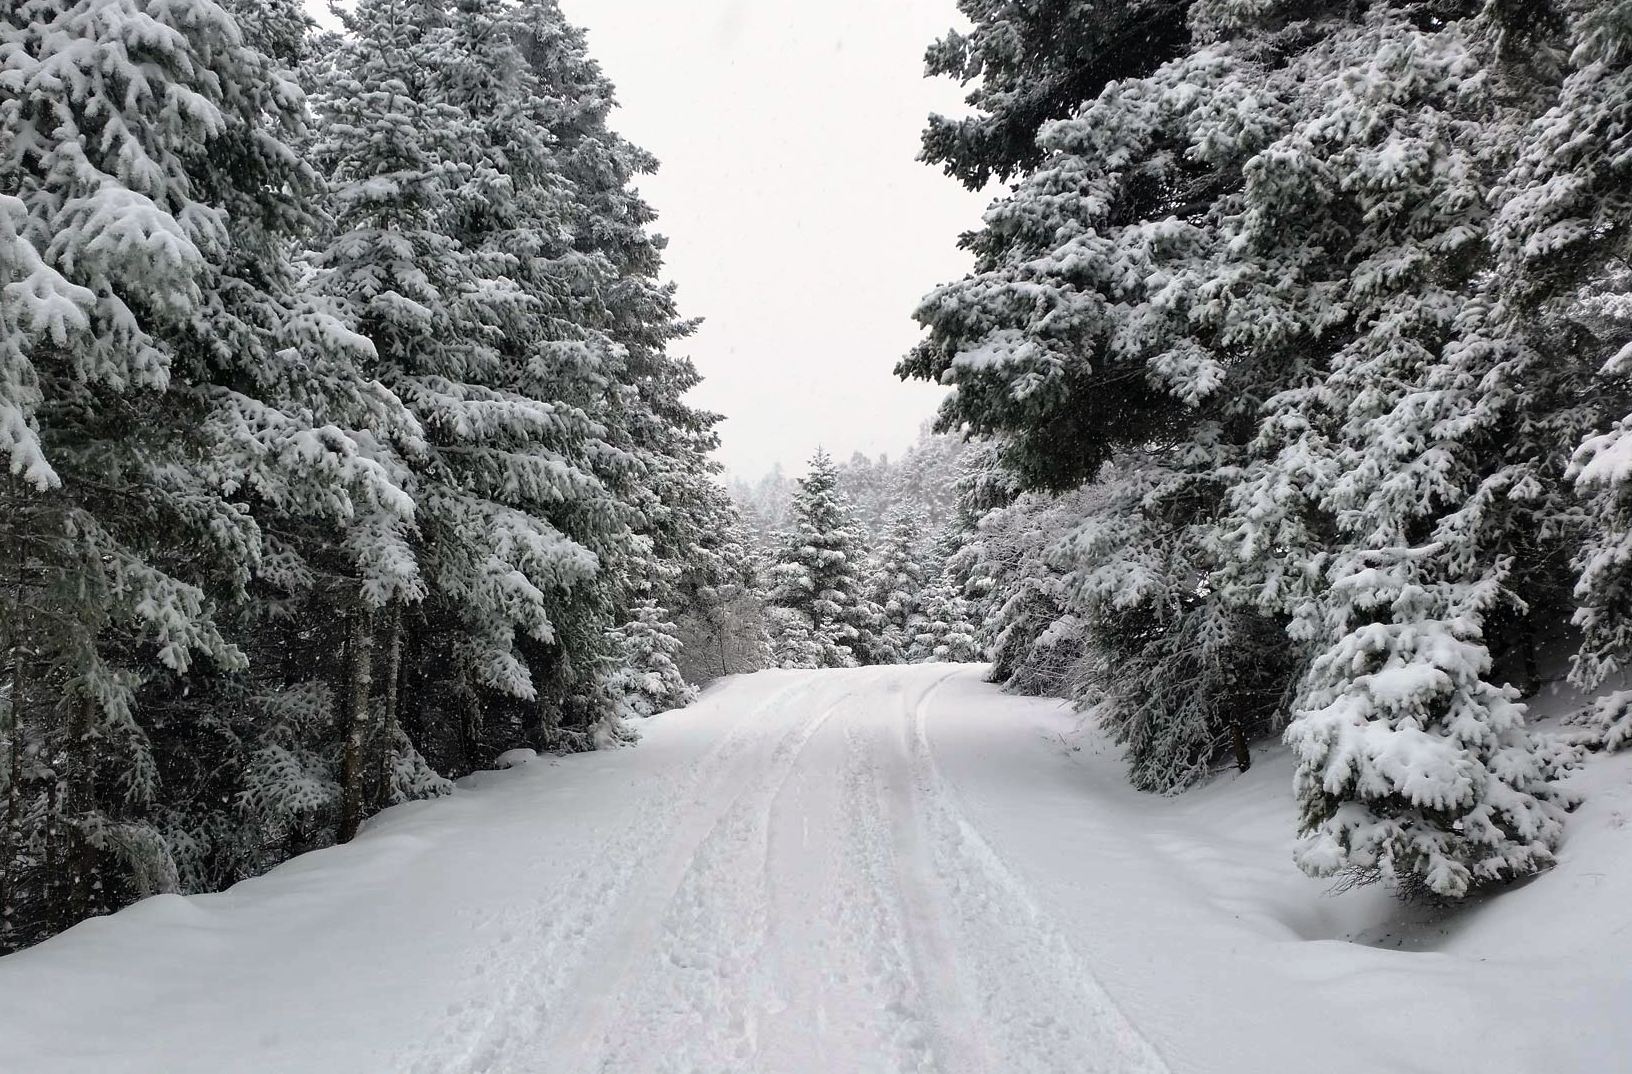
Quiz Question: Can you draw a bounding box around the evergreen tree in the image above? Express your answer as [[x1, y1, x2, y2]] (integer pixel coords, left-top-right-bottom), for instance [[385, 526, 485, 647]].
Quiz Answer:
[[1564, 268, 1632, 752], [1210, 2, 1587, 896], [885, 428, 969, 533], [0, 0, 417, 942], [922, 0, 1191, 188], [767, 450, 883, 669], [309, 0, 626, 773], [864, 506, 933, 663], [912, 573, 983, 664], [836, 451, 894, 540], [1495, 1, 1632, 749], [0, 0, 727, 953], [904, 0, 1613, 894], [905, 0, 1296, 791], [729, 465, 796, 547], [963, 484, 1089, 695], [509, 0, 749, 718], [605, 600, 698, 720], [670, 480, 771, 683], [513, 0, 723, 616]]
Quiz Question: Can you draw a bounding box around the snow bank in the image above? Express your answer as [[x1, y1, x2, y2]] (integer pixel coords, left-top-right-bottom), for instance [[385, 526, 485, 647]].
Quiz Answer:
[[925, 670, 1632, 1073]]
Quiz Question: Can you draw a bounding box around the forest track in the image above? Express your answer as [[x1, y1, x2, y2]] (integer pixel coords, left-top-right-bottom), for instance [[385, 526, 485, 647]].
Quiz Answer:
[[517, 663, 1169, 1074], [401, 673, 837, 1074], [2, 666, 1171, 1074], [531, 672, 862, 1074], [7, 664, 1628, 1074], [894, 672, 1171, 1074]]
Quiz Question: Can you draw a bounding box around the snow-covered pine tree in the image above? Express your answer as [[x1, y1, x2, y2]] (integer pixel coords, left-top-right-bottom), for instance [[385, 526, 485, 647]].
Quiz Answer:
[[904, 0, 1297, 792], [0, 0, 725, 951], [513, 1, 719, 587], [605, 600, 698, 720], [906, 0, 1602, 891], [864, 506, 932, 663], [1561, 267, 1632, 751], [1493, 1, 1632, 751], [207, 0, 428, 853], [922, 0, 1192, 189], [730, 465, 796, 546], [963, 486, 1087, 694], [0, 0, 422, 940], [669, 478, 772, 683], [825, 432, 971, 546], [936, 437, 1016, 671], [1210, 1, 1591, 896], [911, 573, 983, 664], [951, 437, 1282, 789], [510, 0, 737, 721], [886, 428, 969, 534], [763, 607, 830, 671], [767, 450, 884, 668], [836, 452, 895, 540], [309, 0, 623, 771]]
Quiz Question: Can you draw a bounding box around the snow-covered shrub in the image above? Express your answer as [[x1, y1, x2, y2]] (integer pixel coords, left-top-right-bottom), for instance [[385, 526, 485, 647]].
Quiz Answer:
[[605, 601, 700, 719]]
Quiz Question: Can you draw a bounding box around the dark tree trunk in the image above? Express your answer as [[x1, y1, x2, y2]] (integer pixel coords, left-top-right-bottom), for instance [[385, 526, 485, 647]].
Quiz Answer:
[[337, 597, 375, 844], [1524, 635, 1543, 700], [399, 613, 433, 761], [524, 636, 561, 752], [373, 604, 403, 811], [1230, 717, 1251, 773], [64, 695, 98, 930], [0, 638, 24, 952]]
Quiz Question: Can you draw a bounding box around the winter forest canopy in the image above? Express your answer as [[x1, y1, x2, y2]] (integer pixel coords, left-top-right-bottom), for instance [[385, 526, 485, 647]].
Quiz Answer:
[[1, 0, 1631, 969], [902, 0, 1632, 902]]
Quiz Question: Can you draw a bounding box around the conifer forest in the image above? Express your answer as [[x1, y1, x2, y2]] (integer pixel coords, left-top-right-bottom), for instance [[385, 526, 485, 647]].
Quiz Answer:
[[2, 1, 1632, 1072]]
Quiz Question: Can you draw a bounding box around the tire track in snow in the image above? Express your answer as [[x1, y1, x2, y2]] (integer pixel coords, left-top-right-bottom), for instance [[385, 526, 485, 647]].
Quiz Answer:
[[750, 675, 946, 1074], [535, 675, 863, 1074], [402, 667, 1171, 1074], [818, 714, 942, 1073], [902, 669, 1172, 1074], [873, 668, 993, 1074], [397, 674, 825, 1074]]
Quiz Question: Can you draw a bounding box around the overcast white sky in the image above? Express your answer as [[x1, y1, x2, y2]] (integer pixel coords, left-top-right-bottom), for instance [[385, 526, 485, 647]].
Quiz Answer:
[[305, 0, 989, 477]]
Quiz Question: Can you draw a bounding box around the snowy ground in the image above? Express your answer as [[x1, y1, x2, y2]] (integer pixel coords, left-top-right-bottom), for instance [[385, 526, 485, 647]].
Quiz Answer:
[[1, 664, 1628, 1074]]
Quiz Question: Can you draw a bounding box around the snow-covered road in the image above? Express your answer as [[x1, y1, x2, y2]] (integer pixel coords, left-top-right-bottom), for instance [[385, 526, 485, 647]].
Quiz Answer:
[[2, 664, 1629, 1073], [0, 667, 1158, 1074], [500, 665, 1165, 1074]]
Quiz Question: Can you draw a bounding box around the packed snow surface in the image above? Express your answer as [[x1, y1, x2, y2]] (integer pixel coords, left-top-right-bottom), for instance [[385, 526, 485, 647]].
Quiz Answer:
[[2, 665, 1628, 1073]]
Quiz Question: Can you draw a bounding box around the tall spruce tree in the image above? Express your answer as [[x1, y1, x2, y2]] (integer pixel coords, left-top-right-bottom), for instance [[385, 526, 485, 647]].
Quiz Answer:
[[310, 0, 629, 776], [0, 0, 419, 941], [904, 0, 1620, 894], [767, 450, 883, 669], [513, 0, 723, 613], [1495, 1, 1632, 750], [864, 506, 933, 663]]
